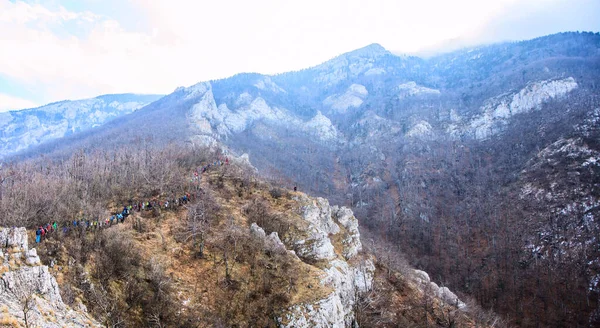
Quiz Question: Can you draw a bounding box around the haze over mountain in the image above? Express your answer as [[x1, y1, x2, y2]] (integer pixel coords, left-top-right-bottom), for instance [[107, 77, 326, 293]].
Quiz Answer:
[[2, 31, 600, 327], [0, 94, 162, 157]]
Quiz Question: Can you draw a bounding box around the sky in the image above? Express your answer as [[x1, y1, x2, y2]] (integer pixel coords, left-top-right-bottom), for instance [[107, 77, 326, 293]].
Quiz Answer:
[[0, 0, 598, 112]]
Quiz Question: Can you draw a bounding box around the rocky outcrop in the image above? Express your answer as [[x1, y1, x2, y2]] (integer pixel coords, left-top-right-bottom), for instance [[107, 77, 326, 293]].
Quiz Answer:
[[323, 84, 368, 113], [263, 196, 375, 328], [0, 227, 102, 327], [186, 82, 341, 144], [413, 269, 467, 309], [397, 81, 441, 98], [331, 206, 362, 260], [449, 77, 578, 139], [249, 223, 287, 252]]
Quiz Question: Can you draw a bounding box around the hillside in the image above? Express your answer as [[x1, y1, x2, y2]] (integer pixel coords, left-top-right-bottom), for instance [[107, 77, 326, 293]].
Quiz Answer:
[[0, 144, 498, 327]]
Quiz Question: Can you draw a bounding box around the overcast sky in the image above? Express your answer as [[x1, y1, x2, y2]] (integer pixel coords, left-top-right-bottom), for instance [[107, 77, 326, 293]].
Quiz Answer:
[[0, 0, 598, 111]]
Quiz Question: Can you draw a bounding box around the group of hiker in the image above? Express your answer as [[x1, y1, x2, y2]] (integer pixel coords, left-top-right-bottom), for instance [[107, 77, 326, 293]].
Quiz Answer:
[[35, 222, 58, 243], [199, 157, 228, 175], [33, 157, 229, 244], [34, 193, 194, 243]]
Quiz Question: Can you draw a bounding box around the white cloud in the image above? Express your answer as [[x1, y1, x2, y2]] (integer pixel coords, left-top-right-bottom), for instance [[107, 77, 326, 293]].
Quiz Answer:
[[0, 93, 39, 112], [0, 0, 597, 108]]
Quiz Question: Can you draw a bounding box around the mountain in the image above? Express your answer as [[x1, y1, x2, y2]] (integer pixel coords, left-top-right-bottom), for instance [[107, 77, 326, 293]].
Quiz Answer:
[[7, 31, 600, 327], [0, 93, 163, 157]]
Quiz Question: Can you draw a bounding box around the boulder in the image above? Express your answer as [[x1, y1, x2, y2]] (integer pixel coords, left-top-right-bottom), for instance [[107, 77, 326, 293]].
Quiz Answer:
[[414, 269, 431, 284], [249, 223, 266, 239], [6, 227, 28, 250], [413, 269, 467, 310], [293, 232, 336, 262]]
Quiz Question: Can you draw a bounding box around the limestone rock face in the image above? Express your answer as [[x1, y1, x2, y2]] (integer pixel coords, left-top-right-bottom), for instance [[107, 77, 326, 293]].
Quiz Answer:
[[274, 196, 375, 328], [0, 227, 28, 250], [449, 77, 578, 139], [293, 231, 337, 262], [186, 82, 341, 144], [412, 269, 467, 309], [332, 206, 362, 259], [0, 227, 102, 327]]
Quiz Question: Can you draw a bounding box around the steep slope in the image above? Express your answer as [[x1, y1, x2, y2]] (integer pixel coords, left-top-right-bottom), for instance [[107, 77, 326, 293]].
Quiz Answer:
[[0, 93, 162, 157]]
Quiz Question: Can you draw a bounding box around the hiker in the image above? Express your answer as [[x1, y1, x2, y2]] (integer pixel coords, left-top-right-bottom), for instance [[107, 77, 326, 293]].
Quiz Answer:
[[225, 157, 229, 165], [294, 186, 297, 192], [52, 221, 58, 232], [40, 226, 46, 240], [35, 227, 42, 243]]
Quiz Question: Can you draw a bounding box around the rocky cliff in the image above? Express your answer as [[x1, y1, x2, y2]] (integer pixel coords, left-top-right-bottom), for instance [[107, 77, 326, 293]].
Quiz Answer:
[[245, 194, 466, 327], [267, 196, 374, 327], [0, 227, 102, 327]]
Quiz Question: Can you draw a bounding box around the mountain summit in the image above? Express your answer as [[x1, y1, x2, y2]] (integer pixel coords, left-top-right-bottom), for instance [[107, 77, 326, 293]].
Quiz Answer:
[[339, 43, 391, 59]]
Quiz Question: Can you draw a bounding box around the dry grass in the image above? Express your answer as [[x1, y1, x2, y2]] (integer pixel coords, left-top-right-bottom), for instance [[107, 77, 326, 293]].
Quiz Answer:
[[32, 164, 496, 327]]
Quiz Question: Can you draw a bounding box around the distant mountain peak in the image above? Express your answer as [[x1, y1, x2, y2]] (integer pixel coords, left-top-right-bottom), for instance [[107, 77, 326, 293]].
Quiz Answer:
[[344, 43, 391, 59], [309, 43, 394, 86]]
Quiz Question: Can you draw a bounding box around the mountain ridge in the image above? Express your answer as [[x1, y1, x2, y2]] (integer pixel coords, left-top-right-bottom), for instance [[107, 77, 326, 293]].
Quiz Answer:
[[0, 93, 163, 158], [3, 30, 600, 326]]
